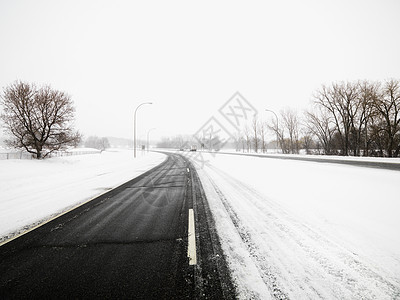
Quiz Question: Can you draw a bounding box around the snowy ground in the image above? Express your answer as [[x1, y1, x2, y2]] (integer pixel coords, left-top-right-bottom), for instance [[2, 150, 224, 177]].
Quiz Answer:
[[1, 148, 399, 299], [185, 151, 400, 299], [216, 148, 400, 164], [0, 149, 166, 243]]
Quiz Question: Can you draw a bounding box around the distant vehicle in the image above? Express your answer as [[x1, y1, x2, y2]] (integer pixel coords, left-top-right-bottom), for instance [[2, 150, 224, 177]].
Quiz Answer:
[[190, 145, 197, 152]]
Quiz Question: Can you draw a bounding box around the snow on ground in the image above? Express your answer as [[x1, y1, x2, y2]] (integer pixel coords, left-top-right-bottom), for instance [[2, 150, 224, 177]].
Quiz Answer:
[[219, 148, 400, 164], [0, 149, 166, 243], [2, 147, 399, 298], [186, 151, 400, 299]]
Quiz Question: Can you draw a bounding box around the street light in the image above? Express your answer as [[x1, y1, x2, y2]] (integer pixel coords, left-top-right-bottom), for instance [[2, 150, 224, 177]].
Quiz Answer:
[[265, 109, 279, 154], [134, 102, 152, 158], [147, 128, 156, 153]]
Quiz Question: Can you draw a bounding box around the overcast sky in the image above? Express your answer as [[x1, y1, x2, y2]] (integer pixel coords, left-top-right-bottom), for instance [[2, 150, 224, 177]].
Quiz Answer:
[[1, 0, 399, 142]]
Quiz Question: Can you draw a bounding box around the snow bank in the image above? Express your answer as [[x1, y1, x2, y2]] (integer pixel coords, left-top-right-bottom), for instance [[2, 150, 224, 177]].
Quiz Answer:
[[217, 149, 400, 164], [0, 149, 166, 243]]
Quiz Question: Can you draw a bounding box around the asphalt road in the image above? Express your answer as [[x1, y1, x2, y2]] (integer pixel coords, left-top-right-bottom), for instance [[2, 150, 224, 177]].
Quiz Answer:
[[0, 153, 235, 299]]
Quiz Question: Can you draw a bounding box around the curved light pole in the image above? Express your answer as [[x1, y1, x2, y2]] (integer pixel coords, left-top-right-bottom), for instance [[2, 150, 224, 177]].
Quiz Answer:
[[265, 109, 279, 154], [146, 128, 156, 153], [134, 102, 152, 158]]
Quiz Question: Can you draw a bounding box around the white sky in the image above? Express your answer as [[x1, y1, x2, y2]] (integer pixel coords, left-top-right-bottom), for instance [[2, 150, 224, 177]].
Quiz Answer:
[[1, 0, 399, 142]]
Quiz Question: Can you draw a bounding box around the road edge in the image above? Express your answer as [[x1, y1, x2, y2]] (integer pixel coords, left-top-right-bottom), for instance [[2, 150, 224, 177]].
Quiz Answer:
[[186, 156, 238, 299], [0, 153, 169, 247]]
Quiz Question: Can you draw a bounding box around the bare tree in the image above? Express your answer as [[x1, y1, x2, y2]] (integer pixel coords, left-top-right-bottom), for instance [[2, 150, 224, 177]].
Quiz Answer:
[[308, 78, 400, 157], [374, 79, 400, 157], [100, 137, 110, 151], [241, 133, 246, 152], [267, 115, 283, 153], [314, 82, 360, 155], [305, 107, 336, 155], [85, 136, 110, 151], [1, 81, 81, 159], [355, 81, 379, 156], [336, 82, 360, 156], [232, 131, 243, 152], [369, 112, 386, 156], [301, 133, 314, 155], [259, 120, 268, 153], [281, 108, 300, 154], [251, 115, 259, 153], [243, 125, 252, 152]]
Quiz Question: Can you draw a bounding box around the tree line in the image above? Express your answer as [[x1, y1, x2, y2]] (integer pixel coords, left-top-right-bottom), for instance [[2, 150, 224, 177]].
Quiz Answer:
[[239, 79, 400, 157], [157, 79, 400, 157], [4, 79, 397, 158], [84, 136, 110, 151]]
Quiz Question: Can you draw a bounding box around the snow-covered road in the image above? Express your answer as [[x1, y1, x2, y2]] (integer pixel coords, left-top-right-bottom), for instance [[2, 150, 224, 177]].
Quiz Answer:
[[189, 152, 400, 299]]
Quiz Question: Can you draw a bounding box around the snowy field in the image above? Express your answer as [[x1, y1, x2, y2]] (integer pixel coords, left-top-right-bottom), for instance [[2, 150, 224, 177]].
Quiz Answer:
[[0, 149, 166, 244], [187, 152, 400, 299], [1, 148, 400, 299]]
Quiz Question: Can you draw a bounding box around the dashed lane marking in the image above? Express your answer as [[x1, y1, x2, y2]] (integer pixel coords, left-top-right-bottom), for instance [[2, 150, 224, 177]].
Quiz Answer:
[[187, 209, 197, 265]]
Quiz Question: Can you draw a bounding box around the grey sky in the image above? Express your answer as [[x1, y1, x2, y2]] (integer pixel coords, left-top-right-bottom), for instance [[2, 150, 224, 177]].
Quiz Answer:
[[1, 0, 399, 142]]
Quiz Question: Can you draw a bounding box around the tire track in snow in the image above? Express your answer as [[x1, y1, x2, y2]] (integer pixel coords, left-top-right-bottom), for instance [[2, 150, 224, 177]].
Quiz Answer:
[[204, 164, 400, 299], [206, 172, 290, 300]]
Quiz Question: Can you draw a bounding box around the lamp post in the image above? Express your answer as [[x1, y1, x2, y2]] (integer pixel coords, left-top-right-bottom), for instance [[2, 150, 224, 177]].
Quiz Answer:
[[134, 102, 152, 158], [265, 109, 279, 154], [146, 128, 156, 153]]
